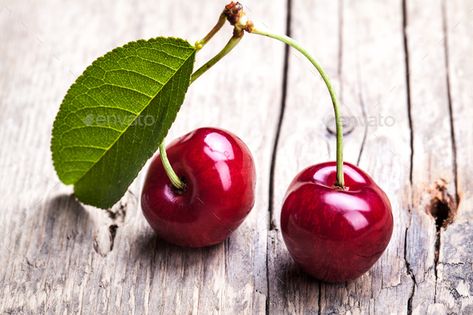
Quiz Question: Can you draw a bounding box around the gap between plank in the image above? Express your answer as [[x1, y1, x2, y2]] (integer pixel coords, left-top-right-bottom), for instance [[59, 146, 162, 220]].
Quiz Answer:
[[266, 0, 292, 314], [435, 0, 460, 302], [267, 0, 292, 231], [401, 0, 417, 314], [441, 0, 459, 206], [338, 0, 344, 101]]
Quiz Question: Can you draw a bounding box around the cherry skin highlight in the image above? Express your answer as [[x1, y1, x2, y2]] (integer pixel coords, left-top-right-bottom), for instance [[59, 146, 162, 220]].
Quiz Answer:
[[281, 162, 393, 283], [141, 127, 256, 247]]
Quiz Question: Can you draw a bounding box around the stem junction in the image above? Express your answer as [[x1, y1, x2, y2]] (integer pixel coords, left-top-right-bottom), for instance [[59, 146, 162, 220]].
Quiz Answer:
[[160, 9, 244, 189]]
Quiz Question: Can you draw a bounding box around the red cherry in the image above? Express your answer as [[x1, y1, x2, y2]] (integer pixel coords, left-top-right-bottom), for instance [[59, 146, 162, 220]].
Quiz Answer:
[[281, 162, 393, 283], [141, 127, 256, 247]]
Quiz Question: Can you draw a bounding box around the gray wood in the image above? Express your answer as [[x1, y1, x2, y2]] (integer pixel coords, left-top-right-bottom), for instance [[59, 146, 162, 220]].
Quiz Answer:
[[1, 0, 472, 314], [402, 0, 463, 313], [270, 0, 412, 313], [0, 0, 286, 314], [437, 0, 473, 314], [270, 0, 471, 314]]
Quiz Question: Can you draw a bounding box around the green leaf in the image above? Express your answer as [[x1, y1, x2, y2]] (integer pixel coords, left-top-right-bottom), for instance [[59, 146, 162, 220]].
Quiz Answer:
[[51, 37, 196, 208]]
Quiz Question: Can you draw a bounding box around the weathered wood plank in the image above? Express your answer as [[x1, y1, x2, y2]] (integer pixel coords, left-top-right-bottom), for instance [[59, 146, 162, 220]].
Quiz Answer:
[[0, 0, 287, 313], [270, 0, 413, 313], [268, 0, 341, 313], [403, 0, 455, 313], [437, 0, 473, 313]]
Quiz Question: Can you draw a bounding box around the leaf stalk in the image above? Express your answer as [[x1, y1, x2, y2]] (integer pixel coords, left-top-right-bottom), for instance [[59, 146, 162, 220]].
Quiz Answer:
[[191, 32, 242, 84], [194, 12, 227, 50], [161, 25, 244, 190]]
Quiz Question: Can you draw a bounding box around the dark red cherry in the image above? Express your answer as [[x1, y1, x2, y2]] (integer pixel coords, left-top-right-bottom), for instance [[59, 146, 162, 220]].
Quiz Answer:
[[281, 162, 393, 282], [141, 127, 256, 247]]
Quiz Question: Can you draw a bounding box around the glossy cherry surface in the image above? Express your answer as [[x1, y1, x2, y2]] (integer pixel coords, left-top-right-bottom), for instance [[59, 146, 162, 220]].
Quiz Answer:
[[281, 162, 393, 283], [141, 127, 256, 247]]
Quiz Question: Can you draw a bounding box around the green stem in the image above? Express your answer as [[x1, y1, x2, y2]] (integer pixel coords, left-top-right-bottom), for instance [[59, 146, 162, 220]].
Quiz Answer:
[[191, 34, 242, 84], [250, 28, 345, 188], [159, 142, 185, 190], [161, 32, 243, 189], [195, 13, 227, 50]]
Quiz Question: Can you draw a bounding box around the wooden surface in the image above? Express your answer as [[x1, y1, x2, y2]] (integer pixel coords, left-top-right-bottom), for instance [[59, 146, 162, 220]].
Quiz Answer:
[[0, 0, 471, 314]]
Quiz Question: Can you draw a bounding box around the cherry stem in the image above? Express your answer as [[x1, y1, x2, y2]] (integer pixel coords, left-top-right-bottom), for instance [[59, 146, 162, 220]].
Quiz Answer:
[[194, 12, 227, 50], [160, 30, 243, 189], [159, 142, 185, 190], [250, 28, 345, 188], [191, 32, 242, 84]]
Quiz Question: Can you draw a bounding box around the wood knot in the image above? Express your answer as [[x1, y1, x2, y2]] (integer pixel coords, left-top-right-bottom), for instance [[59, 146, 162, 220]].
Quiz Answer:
[[427, 178, 457, 229]]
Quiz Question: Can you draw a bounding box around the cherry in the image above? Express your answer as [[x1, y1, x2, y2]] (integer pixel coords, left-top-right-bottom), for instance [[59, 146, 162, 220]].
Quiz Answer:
[[281, 162, 393, 283], [141, 127, 256, 247]]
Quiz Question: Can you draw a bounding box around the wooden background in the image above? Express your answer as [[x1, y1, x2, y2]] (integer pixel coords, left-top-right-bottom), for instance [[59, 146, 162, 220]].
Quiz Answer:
[[1, 0, 472, 314]]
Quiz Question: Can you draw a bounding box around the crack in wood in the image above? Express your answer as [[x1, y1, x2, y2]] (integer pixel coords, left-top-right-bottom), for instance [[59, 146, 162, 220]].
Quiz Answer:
[[402, 1, 417, 313], [427, 178, 458, 302], [267, 0, 292, 232], [441, 0, 460, 207], [266, 0, 292, 314], [265, 0, 292, 315], [92, 192, 130, 256], [108, 224, 118, 252], [404, 227, 417, 315], [355, 64, 368, 166], [429, 0, 462, 296], [338, 0, 344, 100], [402, 0, 414, 185], [402, 0, 464, 312]]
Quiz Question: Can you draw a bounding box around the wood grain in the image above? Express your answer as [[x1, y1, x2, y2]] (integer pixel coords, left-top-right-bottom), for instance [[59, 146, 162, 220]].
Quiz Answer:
[[437, 0, 473, 313], [404, 0, 452, 313], [0, 0, 286, 313], [0, 0, 472, 314], [270, 0, 413, 313]]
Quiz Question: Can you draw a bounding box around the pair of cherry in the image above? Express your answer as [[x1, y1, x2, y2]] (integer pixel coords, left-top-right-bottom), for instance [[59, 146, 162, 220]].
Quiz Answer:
[[141, 127, 393, 283]]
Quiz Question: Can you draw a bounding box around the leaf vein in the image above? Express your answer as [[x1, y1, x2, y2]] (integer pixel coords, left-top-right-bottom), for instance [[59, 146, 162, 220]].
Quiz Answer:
[[105, 69, 165, 85], [61, 125, 122, 137]]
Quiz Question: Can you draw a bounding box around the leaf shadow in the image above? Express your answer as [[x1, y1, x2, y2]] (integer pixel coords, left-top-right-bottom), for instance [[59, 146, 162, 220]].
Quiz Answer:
[[24, 193, 94, 266], [41, 194, 93, 241]]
